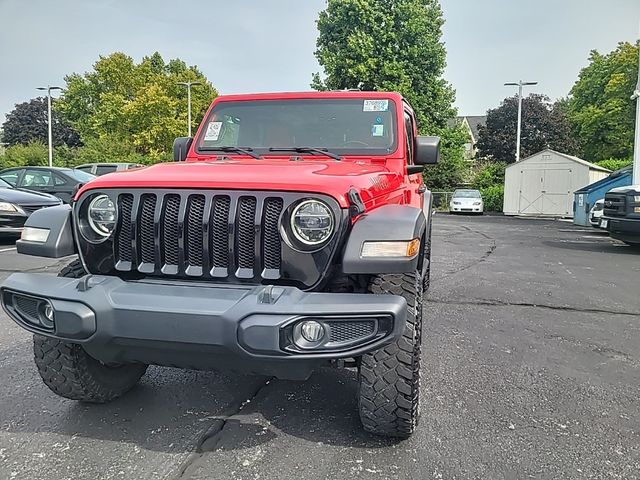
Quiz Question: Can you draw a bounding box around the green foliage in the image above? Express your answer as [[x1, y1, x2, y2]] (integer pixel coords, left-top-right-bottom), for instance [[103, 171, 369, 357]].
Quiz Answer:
[[567, 41, 639, 161], [2, 97, 80, 148], [477, 94, 580, 164], [313, 0, 455, 132], [480, 184, 504, 212], [593, 158, 632, 172], [0, 142, 48, 168], [472, 160, 506, 190], [423, 125, 470, 191], [59, 52, 217, 158]]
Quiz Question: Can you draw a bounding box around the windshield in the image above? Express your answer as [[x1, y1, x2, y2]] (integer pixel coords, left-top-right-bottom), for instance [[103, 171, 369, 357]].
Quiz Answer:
[[453, 190, 481, 199], [0, 178, 11, 189], [196, 98, 398, 156], [68, 169, 96, 183]]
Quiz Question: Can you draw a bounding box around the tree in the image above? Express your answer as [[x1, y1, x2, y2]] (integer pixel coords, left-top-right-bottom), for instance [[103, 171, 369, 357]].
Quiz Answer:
[[59, 52, 217, 158], [422, 125, 469, 190], [567, 41, 639, 162], [477, 94, 580, 164], [2, 97, 81, 148], [312, 0, 455, 132]]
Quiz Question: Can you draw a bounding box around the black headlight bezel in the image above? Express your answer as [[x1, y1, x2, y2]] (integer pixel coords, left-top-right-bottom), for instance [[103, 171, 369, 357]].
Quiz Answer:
[[77, 192, 118, 244], [280, 198, 336, 252]]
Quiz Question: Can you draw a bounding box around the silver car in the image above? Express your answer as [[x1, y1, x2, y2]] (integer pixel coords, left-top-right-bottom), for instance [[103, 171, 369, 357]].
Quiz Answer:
[[450, 189, 484, 214]]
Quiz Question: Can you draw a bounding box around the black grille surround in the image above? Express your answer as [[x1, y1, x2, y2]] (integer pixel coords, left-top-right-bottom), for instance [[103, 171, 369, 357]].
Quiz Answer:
[[603, 193, 627, 217], [75, 189, 347, 289]]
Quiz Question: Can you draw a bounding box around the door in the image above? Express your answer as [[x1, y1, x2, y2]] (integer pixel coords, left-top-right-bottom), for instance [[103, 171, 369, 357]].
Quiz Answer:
[[19, 168, 55, 196], [541, 169, 572, 216], [518, 169, 544, 214]]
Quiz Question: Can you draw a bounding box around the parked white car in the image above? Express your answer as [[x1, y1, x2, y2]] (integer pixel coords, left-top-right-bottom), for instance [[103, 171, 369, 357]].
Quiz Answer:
[[589, 198, 605, 228], [450, 189, 484, 214]]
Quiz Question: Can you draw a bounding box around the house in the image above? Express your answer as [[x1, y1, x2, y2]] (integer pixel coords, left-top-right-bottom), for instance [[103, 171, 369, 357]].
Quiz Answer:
[[448, 116, 486, 161], [503, 149, 610, 217]]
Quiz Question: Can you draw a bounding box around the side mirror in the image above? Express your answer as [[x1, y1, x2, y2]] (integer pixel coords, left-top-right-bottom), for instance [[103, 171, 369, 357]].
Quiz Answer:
[[415, 136, 440, 165], [173, 137, 193, 162]]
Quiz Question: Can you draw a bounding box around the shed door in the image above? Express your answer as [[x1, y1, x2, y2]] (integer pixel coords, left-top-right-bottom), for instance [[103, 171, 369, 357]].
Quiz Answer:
[[518, 169, 544, 214], [541, 169, 572, 216]]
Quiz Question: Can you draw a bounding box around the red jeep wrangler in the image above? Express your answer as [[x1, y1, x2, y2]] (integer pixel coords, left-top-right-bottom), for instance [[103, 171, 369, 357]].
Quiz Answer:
[[1, 91, 439, 438]]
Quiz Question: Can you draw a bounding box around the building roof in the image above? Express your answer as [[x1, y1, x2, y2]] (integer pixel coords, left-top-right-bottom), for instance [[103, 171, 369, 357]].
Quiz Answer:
[[447, 116, 487, 143], [463, 116, 486, 142], [507, 148, 611, 172]]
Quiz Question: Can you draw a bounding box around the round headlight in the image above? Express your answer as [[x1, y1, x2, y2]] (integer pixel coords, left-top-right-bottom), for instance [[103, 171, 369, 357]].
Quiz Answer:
[[88, 195, 117, 237], [290, 200, 334, 246]]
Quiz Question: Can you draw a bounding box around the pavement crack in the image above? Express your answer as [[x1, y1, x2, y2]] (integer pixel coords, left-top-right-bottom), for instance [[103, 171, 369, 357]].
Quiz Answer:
[[426, 297, 640, 317], [173, 377, 274, 479]]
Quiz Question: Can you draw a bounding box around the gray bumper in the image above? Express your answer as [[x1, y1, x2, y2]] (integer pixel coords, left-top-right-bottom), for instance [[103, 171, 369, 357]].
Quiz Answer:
[[1, 273, 407, 380]]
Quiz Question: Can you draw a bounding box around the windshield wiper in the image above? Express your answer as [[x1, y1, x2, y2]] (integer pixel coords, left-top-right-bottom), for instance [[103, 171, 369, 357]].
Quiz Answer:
[[268, 147, 342, 161], [200, 146, 263, 160]]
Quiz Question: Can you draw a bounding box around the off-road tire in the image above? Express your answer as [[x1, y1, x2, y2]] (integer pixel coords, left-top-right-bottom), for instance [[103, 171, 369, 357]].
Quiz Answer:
[[358, 270, 423, 438], [33, 259, 147, 403]]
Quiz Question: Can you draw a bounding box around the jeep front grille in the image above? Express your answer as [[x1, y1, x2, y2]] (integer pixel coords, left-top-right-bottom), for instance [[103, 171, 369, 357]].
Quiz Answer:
[[603, 193, 626, 217], [113, 192, 285, 280]]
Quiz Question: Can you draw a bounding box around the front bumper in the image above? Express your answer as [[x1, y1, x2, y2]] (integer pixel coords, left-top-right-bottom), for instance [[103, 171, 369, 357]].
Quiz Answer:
[[450, 206, 483, 213], [603, 216, 640, 244], [1, 274, 407, 380]]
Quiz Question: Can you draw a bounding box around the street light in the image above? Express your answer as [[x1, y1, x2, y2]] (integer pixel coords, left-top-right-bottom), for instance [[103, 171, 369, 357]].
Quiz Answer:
[[36, 85, 63, 167], [177, 81, 202, 137], [505, 80, 538, 163], [632, 44, 640, 185]]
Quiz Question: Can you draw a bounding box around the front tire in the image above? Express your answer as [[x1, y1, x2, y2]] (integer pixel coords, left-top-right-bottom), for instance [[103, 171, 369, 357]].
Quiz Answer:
[[33, 259, 147, 403], [357, 271, 423, 438]]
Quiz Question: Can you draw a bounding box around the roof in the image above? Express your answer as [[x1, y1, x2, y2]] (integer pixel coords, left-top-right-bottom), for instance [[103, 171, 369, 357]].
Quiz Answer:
[[214, 91, 407, 103], [506, 149, 611, 172], [447, 116, 486, 142], [463, 116, 486, 142]]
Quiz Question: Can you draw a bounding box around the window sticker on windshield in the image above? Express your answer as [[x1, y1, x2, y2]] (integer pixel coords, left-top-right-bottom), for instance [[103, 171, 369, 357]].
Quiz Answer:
[[204, 121, 222, 141], [372, 124, 385, 137], [363, 99, 389, 112]]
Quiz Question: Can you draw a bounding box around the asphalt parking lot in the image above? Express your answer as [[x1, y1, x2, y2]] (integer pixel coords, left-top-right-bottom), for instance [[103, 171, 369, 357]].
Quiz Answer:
[[0, 214, 639, 480]]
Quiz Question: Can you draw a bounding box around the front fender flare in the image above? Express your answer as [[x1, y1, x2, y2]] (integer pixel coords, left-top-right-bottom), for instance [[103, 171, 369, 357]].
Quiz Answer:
[[16, 205, 77, 258], [342, 205, 427, 274]]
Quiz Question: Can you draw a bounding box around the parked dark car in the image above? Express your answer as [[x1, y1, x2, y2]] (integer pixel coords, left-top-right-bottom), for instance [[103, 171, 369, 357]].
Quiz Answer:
[[0, 178, 62, 235], [75, 162, 144, 176], [0, 167, 96, 203]]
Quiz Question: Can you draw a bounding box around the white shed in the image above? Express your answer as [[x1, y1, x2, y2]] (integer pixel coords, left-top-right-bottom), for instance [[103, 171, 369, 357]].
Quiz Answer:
[[503, 149, 610, 217]]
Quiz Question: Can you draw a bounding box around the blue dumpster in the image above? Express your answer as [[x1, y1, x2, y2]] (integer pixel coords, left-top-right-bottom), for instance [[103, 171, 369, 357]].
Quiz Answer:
[[573, 166, 632, 226]]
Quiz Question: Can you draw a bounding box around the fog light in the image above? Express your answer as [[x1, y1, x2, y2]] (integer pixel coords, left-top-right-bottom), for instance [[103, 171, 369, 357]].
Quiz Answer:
[[300, 320, 325, 343], [37, 302, 55, 329]]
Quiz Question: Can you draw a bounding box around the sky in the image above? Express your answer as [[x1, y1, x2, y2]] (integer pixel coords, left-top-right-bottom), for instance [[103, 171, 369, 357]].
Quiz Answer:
[[0, 0, 638, 126]]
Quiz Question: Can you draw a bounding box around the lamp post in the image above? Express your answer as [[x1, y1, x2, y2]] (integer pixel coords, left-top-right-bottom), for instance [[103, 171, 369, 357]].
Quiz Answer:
[[177, 81, 202, 137], [36, 86, 63, 167], [632, 45, 640, 185], [504, 80, 538, 162]]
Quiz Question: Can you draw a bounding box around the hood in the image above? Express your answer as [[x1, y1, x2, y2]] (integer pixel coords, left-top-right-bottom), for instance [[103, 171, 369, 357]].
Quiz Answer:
[[608, 185, 640, 195], [0, 187, 61, 205], [77, 159, 406, 208]]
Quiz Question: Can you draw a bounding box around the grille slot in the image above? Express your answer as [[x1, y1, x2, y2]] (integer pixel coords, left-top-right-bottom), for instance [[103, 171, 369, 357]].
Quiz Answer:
[[263, 198, 283, 272], [186, 195, 206, 270], [139, 194, 157, 265], [236, 197, 257, 274], [162, 195, 181, 268], [327, 321, 376, 343], [115, 194, 134, 264], [113, 192, 286, 281]]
